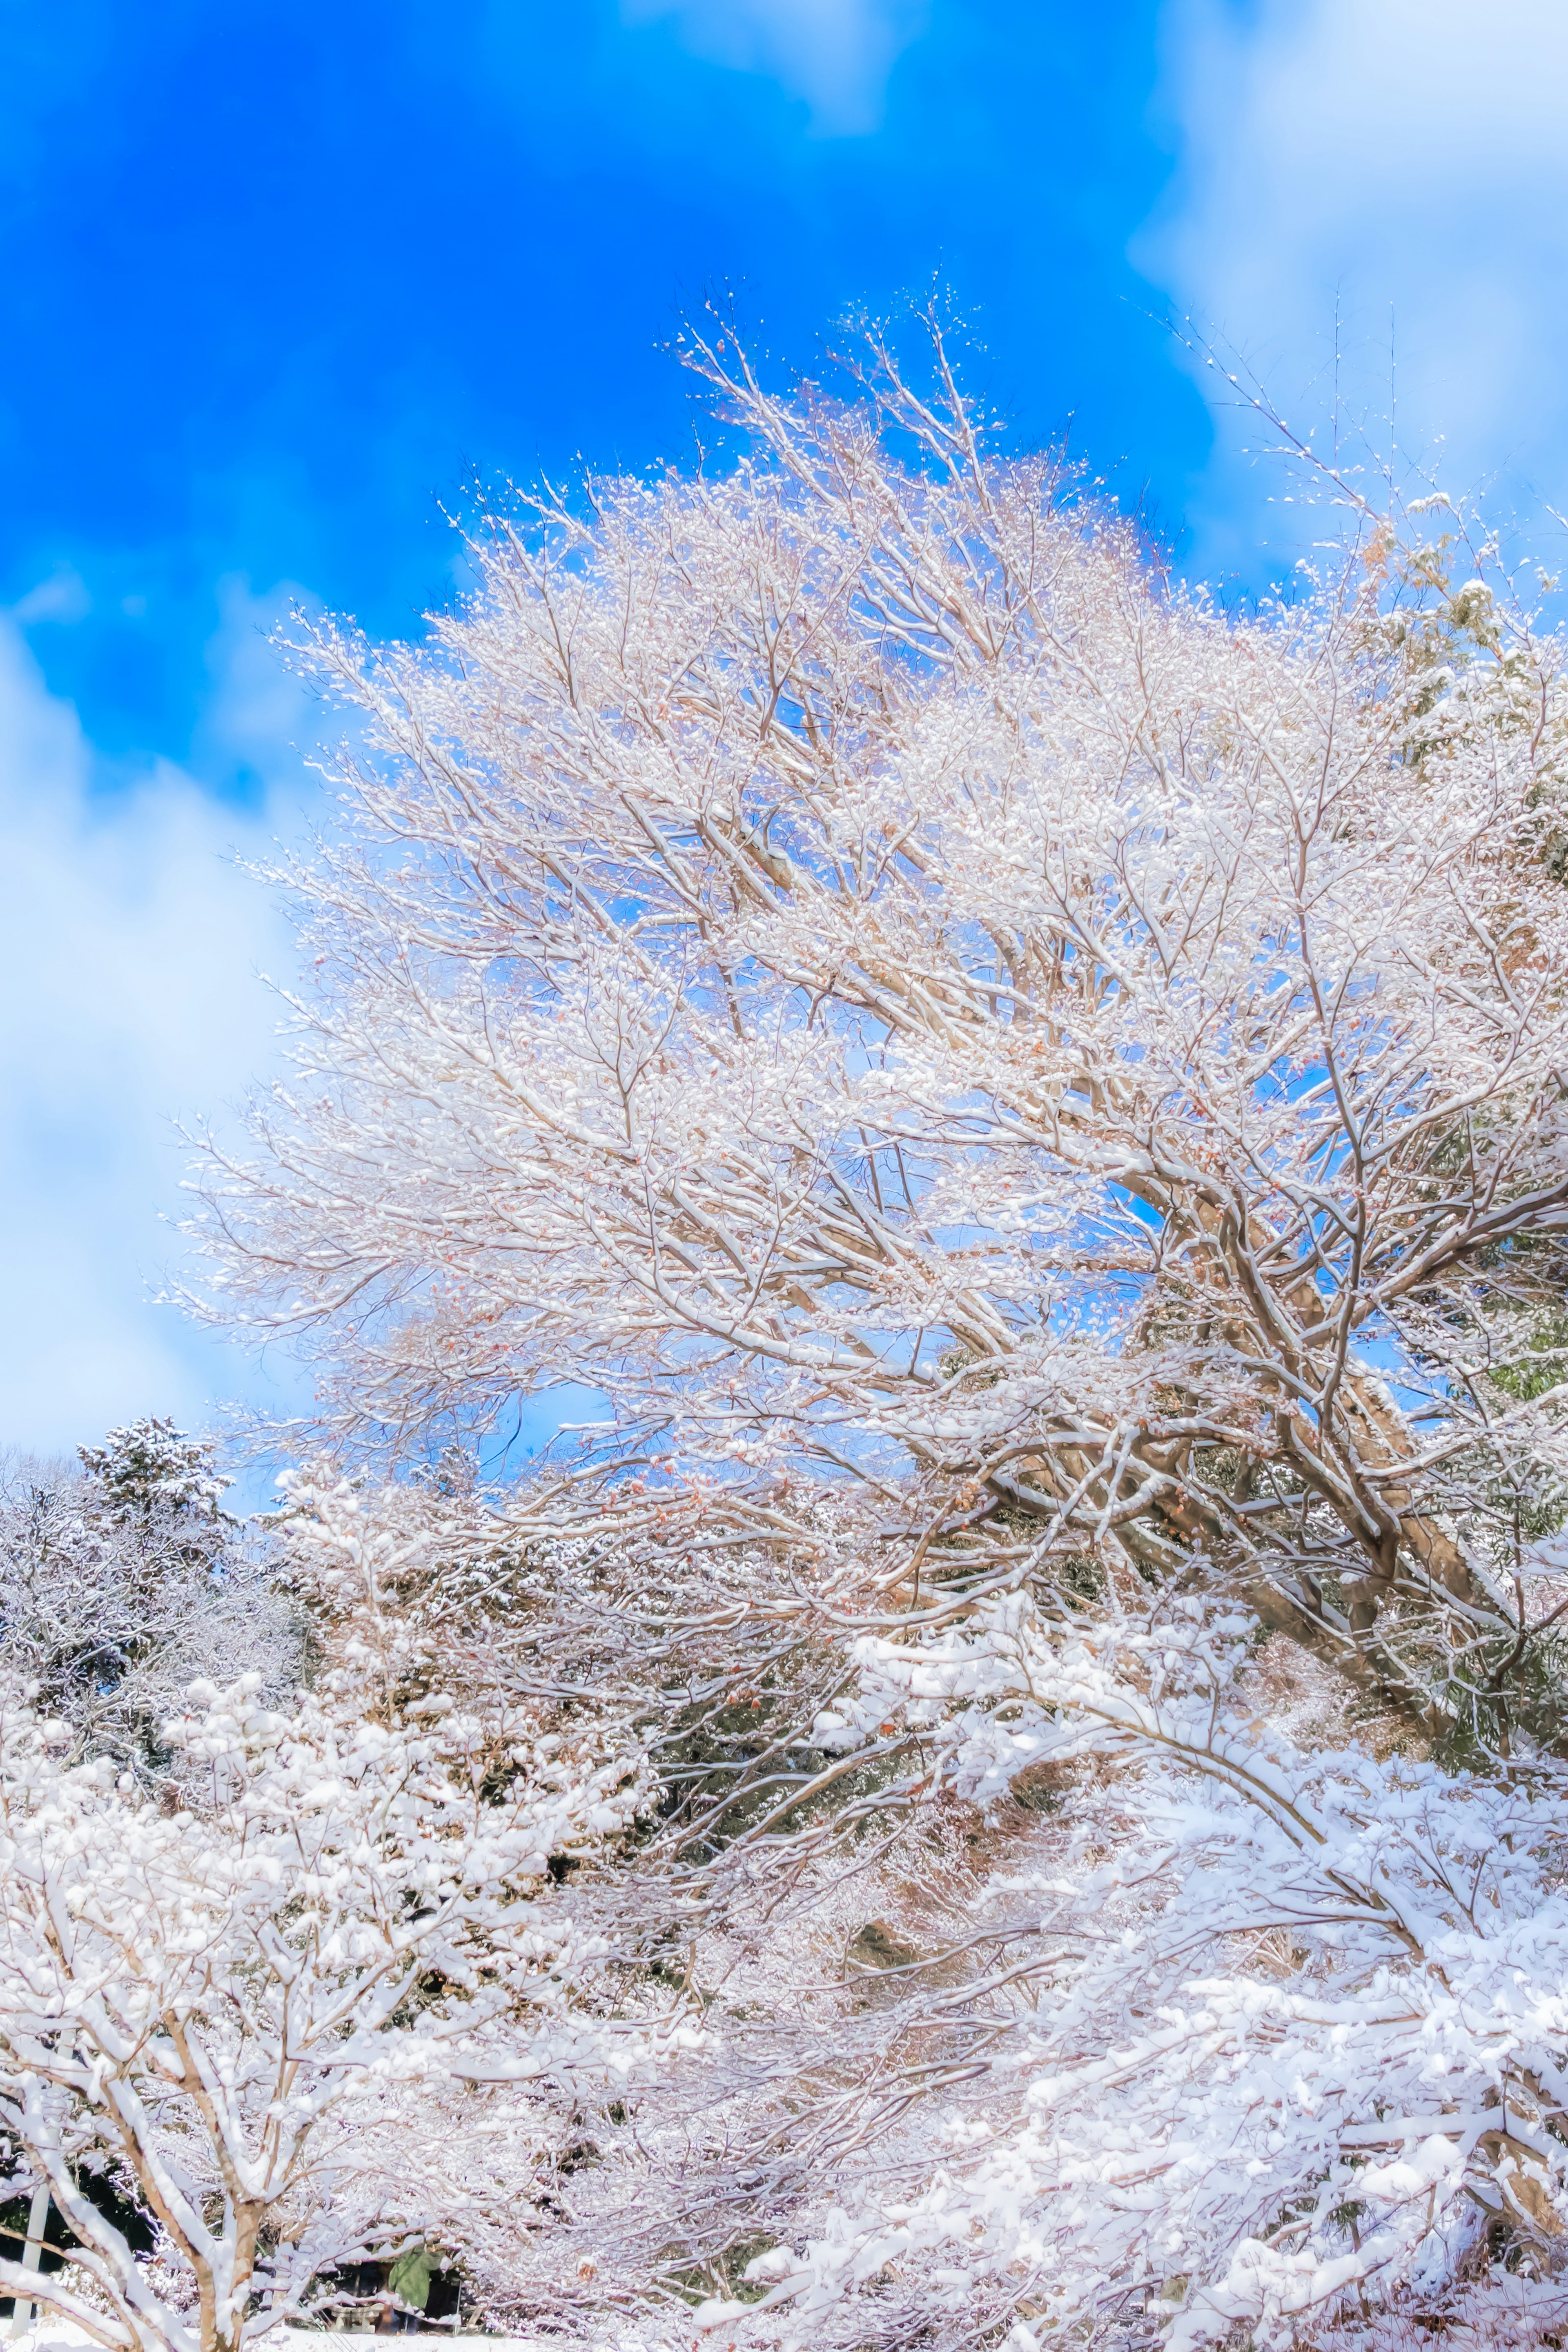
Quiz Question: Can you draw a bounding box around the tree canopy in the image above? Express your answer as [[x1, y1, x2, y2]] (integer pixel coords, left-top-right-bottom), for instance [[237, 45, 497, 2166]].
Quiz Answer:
[[16, 319, 1568, 2349]]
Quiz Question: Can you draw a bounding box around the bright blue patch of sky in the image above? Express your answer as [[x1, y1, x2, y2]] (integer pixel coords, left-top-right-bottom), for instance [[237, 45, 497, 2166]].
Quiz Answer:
[[0, 0, 1206, 796]]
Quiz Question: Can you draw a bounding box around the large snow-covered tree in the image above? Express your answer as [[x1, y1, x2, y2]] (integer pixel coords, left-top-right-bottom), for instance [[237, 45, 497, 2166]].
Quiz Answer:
[[178, 317, 1568, 2345]]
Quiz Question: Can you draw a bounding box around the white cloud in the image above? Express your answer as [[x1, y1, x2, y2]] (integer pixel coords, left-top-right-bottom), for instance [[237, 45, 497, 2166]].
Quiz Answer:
[[12, 566, 91, 627], [195, 573, 325, 793], [1143, 0, 1568, 571], [0, 604, 310, 1458], [621, 0, 925, 132]]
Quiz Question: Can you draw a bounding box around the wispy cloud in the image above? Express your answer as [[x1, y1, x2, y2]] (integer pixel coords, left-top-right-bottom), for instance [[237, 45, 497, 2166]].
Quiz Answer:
[[621, 0, 926, 132], [1143, 0, 1568, 569], [0, 595, 310, 1456]]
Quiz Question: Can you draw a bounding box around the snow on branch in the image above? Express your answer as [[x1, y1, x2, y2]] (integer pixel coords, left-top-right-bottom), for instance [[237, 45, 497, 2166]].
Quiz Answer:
[[149, 312, 1568, 2343]]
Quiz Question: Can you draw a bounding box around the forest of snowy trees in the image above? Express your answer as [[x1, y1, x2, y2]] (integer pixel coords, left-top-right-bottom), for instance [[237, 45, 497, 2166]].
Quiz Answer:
[[10, 318, 1568, 2350]]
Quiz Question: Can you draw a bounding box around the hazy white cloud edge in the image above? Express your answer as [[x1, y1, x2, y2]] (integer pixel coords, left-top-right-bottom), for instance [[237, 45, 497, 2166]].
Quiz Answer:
[[621, 0, 926, 131], [1144, 0, 1568, 578], [0, 595, 311, 1463]]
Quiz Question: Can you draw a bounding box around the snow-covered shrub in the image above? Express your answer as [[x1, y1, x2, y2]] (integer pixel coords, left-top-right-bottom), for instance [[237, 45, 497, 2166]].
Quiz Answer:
[[0, 1637, 667, 2352]]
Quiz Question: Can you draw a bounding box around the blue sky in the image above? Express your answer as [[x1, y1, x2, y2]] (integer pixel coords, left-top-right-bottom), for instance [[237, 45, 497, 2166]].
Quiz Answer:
[[6, 0, 1568, 1456], [0, 0, 1189, 778]]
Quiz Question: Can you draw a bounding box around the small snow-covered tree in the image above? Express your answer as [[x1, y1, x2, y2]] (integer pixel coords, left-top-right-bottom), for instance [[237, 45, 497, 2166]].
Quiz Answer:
[[183, 315, 1568, 2343], [0, 1423, 297, 1768]]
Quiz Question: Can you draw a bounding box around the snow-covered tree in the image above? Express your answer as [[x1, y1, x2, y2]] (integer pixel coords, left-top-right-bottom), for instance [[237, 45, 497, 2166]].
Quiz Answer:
[[0, 1423, 297, 1769], [181, 315, 1568, 2343], [0, 1476, 666, 2352]]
